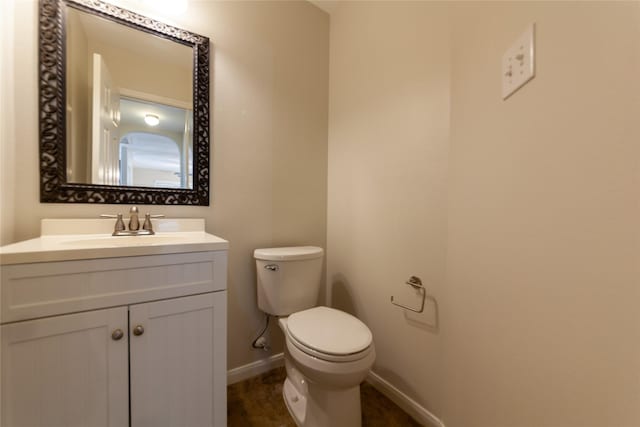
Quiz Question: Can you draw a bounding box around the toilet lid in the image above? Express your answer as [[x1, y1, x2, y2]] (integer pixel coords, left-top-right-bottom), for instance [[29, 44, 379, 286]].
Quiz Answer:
[[287, 306, 372, 356]]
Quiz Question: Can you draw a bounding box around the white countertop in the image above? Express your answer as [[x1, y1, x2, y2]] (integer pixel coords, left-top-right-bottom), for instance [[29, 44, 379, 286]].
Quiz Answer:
[[0, 219, 229, 265]]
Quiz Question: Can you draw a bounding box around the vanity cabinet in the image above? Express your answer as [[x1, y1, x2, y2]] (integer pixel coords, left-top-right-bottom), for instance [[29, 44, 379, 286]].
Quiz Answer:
[[1, 250, 227, 427], [2, 306, 130, 427], [129, 292, 225, 427]]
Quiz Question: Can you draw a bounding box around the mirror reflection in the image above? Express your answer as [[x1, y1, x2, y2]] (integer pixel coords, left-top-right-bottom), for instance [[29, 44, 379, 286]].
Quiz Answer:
[[65, 4, 194, 189]]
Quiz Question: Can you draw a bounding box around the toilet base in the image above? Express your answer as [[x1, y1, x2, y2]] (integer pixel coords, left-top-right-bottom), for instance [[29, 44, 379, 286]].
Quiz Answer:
[[283, 359, 362, 427], [283, 377, 306, 426]]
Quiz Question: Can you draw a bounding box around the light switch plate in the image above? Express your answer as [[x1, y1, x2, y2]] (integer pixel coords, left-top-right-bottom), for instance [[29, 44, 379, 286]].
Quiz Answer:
[[502, 24, 535, 100]]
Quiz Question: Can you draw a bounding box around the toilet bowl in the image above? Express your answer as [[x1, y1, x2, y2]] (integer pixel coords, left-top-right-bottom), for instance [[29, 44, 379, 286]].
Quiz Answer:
[[254, 247, 376, 427], [279, 309, 375, 427]]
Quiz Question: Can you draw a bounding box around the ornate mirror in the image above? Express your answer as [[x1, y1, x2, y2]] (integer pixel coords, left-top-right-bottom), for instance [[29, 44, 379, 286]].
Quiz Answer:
[[39, 0, 210, 204]]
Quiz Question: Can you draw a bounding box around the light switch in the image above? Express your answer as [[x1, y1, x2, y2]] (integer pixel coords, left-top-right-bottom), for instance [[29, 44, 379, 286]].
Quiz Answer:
[[502, 24, 535, 99]]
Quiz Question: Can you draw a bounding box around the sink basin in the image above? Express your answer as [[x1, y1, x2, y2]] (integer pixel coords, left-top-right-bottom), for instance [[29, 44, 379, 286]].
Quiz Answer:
[[59, 235, 191, 248], [0, 218, 229, 265]]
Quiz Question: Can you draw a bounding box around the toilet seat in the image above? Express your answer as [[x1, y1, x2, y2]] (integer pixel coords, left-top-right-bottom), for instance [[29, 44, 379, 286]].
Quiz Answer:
[[285, 306, 373, 363], [287, 330, 374, 362]]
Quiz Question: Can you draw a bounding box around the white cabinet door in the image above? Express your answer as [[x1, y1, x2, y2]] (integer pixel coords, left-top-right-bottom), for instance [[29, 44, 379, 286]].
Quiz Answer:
[[1, 307, 129, 427], [129, 292, 226, 427]]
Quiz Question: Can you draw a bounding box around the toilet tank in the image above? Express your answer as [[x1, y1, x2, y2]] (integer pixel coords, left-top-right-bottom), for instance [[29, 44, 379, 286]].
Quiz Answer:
[[254, 246, 324, 316]]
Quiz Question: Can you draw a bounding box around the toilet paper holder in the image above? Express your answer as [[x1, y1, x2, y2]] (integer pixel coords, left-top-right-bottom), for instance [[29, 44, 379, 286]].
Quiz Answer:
[[390, 276, 426, 313]]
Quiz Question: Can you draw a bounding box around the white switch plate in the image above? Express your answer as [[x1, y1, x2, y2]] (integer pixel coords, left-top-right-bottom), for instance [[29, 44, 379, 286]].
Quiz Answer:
[[502, 24, 535, 100]]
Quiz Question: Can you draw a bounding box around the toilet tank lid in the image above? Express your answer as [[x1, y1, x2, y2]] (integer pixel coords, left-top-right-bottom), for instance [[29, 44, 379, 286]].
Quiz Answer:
[[254, 246, 323, 261]]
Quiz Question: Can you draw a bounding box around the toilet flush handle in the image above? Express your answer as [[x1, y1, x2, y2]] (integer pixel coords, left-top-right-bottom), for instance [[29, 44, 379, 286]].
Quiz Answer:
[[264, 264, 279, 271]]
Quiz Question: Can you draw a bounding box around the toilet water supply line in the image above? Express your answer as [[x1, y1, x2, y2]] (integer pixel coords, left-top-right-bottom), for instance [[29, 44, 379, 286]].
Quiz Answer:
[[252, 313, 271, 351]]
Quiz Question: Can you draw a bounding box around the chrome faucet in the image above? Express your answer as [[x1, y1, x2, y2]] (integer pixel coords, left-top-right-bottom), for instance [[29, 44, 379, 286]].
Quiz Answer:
[[128, 206, 140, 231], [100, 206, 164, 236]]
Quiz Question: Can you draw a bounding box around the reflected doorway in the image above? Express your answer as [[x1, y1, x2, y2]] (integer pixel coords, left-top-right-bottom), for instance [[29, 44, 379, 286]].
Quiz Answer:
[[120, 131, 193, 188]]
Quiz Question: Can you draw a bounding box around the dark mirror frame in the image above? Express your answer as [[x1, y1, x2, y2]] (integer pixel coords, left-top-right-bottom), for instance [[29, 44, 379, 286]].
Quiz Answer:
[[39, 0, 210, 205]]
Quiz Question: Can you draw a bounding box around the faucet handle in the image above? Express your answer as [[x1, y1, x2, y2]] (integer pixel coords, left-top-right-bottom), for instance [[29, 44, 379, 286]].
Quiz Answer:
[[100, 213, 125, 233], [142, 213, 165, 232]]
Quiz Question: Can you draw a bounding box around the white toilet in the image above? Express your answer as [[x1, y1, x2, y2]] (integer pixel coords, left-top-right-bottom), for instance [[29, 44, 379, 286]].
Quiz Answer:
[[254, 246, 375, 427]]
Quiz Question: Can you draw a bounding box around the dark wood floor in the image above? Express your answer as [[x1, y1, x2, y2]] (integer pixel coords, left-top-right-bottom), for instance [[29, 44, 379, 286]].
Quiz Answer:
[[227, 367, 422, 426]]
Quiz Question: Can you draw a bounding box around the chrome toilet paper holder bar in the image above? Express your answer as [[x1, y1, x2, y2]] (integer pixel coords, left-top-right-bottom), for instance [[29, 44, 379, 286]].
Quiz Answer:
[[390, 276, 426, 313]]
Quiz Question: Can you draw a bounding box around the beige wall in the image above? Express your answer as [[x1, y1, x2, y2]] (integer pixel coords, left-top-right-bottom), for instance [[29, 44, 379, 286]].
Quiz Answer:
[[443, 2, 640, 426], [130, 168, 181, 188], [66, 7, 90, 183], [0, 0, 16, 246], [88, 39, 192, 105], [328, 1, 640, 426], [0, 0, 329, 370], [327, 1, 450, 420]]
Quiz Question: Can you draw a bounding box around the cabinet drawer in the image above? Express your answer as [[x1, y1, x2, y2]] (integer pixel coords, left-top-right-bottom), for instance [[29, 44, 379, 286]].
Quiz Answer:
[[1, 251, 227, 323]]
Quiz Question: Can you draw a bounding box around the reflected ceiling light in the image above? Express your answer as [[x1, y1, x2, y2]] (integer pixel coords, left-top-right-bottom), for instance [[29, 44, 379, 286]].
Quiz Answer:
[[144, 0, 188, 15], [144, 114, 160, 127]]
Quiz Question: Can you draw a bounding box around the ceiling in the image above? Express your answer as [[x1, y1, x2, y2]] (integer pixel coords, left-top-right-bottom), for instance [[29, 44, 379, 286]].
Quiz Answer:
[[120, 97, 189, 135]]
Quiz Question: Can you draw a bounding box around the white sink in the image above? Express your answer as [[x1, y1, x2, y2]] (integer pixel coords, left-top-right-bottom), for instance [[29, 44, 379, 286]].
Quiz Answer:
[[59, 235, 192, 248], [0, 219, 229, 265]]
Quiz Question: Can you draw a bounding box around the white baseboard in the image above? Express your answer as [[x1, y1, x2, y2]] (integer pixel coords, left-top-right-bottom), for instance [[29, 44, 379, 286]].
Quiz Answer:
[[366, 371, 445, 427], [227, 352, 285, 385]]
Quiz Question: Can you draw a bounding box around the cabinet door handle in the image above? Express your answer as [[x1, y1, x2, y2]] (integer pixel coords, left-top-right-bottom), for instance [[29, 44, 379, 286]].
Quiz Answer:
[[133, 325, 145, 336], [111, 329, 124, 341]]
